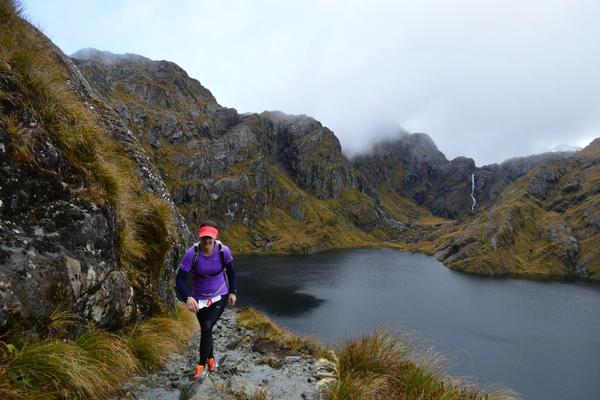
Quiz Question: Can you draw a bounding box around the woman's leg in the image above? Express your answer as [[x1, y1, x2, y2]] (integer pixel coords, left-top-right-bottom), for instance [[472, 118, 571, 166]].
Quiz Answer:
[[195, 295, 227, 364]]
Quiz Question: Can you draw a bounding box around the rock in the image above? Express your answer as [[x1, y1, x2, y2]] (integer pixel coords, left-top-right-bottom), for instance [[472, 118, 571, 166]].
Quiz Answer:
[[0, 121, 10, 161], [527, 164, 564, 200], [118, 309, 326, 400]]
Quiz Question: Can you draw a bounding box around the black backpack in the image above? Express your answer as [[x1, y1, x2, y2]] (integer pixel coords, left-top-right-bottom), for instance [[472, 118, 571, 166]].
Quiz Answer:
[[175, 240, 228, 302]]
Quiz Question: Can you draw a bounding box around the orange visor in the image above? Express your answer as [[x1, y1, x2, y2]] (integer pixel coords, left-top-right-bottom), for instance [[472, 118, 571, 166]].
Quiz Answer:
[[198, 226, 218, 238]]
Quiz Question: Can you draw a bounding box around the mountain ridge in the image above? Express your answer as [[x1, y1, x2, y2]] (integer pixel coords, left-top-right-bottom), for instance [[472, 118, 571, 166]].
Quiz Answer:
[[69, 48, 600, 282]]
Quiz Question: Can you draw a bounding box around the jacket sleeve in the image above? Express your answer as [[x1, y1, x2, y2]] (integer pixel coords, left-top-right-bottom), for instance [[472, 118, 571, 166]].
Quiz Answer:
[[225, 261, 237, 294], [176, 268, 191, 299]]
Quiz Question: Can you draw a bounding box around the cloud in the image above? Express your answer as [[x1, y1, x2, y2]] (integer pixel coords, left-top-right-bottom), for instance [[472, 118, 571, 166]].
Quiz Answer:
[[23, 0, 600, 165]]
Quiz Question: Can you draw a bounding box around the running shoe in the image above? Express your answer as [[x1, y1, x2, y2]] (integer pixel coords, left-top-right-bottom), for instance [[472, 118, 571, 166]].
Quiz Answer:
[[207, 357, 217, 373], [193, 364, 205, 380]]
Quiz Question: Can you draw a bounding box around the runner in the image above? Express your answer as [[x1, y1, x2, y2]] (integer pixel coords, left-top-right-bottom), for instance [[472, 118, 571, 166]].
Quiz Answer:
[[175, 220, 237, 380]]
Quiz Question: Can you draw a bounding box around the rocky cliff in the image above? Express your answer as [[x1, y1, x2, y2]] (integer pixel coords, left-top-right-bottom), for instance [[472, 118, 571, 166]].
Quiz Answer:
[[72, 49, 393, 254], [0, 5, 190, 337]]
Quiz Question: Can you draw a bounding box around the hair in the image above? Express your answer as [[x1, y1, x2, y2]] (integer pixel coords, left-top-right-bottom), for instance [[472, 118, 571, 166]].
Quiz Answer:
[[199, 220, 218, 229]]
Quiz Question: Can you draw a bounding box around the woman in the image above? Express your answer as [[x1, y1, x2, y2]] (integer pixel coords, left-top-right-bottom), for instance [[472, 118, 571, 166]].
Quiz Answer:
[[175, 221, 237, 380]]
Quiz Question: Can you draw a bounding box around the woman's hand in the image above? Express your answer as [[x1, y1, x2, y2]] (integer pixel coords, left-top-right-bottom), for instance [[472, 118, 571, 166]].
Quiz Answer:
[[186, 297, 199, 313], [228, 293, 237, 306]]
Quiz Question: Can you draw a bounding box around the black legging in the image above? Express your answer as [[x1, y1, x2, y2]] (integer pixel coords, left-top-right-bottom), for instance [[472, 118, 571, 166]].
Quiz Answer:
[[195, 295, 227, 365]]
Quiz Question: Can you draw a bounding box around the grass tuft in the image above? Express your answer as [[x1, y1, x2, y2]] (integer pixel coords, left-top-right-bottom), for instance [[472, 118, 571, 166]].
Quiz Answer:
[[128, 305, 198, 371], [6, 340, 110, 399], [47, 306, 81, 339], [327, 329, 519, 400], [237, 307, 330, 360], [0, 305, 197, 399], [2, 113, 35, 164]]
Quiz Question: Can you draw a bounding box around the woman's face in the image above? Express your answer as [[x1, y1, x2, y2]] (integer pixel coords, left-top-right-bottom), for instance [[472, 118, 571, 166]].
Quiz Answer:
[[200, 236, 215, 252]]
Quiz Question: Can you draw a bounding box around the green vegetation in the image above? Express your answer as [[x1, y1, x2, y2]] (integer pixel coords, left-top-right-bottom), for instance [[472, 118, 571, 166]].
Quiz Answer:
[[0, 305, 198, 400]]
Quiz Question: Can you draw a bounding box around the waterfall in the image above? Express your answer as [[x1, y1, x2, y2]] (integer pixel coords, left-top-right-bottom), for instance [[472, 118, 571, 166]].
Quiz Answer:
[[470, 173, 477, 213]]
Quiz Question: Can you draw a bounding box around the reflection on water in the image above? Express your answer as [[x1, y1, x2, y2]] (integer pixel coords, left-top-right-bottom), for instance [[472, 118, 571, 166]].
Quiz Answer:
[[238, 280, 323, 316], [235, 249, 600, 400]]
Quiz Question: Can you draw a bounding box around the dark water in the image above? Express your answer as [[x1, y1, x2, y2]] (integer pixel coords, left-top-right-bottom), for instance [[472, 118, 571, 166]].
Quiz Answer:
[[235, 249, 600, 400]]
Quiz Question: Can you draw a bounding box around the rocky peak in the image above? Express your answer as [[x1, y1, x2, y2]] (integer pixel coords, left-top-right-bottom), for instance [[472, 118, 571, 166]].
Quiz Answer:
[[73, 48, 230, 139], [74, 52, 359, 243], [352, 132, 474, 218], [258, 111, 355, 199], [474, 152, 574, 207]]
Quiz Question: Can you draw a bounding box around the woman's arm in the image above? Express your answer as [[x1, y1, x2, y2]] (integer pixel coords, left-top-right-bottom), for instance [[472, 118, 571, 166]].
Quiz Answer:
[[225, 261, 237, 306], [176, 268, 200, 312], [225, 261, 237, 294], [175, 268, 191, 299]]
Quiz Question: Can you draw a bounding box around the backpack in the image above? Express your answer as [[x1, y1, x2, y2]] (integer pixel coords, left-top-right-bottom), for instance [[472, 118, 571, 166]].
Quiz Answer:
[[175, 240, 228, 302]]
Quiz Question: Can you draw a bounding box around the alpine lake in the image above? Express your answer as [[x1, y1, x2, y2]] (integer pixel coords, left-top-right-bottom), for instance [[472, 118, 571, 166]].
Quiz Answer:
[[235, 249, 600, 400]]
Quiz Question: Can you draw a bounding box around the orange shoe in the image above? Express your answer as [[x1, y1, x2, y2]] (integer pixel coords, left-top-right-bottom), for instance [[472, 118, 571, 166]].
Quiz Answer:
[[193, 364, 205, 380], [207, 357, 217, 373]]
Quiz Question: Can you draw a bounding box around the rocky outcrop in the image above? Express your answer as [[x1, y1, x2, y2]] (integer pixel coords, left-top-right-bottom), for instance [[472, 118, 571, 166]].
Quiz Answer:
[[352, 134, 574, 221], [258, 111, 356, 199], [0, 14, 190, 336], [114, 309, 335, 400], [0, 71, 127, 332], [474, 152, 572, 206]]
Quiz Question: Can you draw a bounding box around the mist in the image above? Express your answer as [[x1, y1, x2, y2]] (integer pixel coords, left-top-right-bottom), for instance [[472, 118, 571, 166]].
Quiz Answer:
[[23, 0, 600, 166]]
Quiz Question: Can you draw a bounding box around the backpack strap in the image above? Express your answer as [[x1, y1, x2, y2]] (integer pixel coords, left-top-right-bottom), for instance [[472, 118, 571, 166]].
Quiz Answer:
[[217, 241, 226, 268], [191, 242, 200, 268]]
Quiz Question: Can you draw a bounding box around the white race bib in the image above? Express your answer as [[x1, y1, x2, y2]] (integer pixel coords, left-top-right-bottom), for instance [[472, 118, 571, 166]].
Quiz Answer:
[[196, 295, 222, 309]]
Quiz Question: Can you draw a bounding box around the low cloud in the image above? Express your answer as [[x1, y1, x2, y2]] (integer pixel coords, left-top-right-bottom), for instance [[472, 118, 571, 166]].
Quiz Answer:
[[23, 0, 600, 166]]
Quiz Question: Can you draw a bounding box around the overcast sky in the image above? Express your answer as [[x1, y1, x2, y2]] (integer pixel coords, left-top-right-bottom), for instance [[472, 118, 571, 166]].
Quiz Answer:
[[22, 0, 600, 165]]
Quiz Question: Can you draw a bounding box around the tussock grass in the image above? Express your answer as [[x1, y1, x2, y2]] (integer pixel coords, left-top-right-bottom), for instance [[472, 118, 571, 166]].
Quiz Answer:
[[2, 113, 35, 164], [128, 304, 198, 371], [6, 340, 113, 399], [0, 305, 198, 399], [237, 307, 331, 360], [47, 306, 81, 339], [237, 309, 518, 400], [328, 329, 519, 400]]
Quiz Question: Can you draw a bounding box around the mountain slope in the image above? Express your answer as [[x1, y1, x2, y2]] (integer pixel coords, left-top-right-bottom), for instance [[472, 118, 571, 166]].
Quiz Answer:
[[434, 141, 600, 280], [73, 49, 397, 254]]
